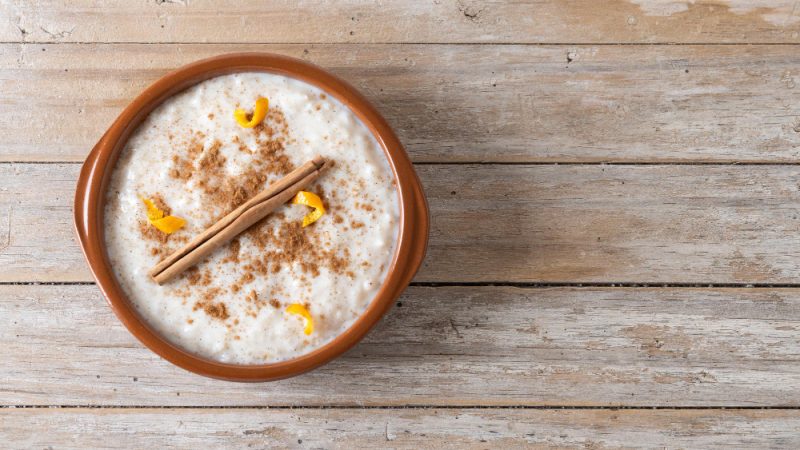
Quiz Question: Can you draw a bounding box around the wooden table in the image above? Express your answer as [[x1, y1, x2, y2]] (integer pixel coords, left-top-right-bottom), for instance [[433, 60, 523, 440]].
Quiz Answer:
[[4, 1, 800, 447]]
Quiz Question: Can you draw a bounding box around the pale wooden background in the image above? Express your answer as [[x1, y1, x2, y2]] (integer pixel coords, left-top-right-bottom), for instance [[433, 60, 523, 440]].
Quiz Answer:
[[3, 0, 800, 448]]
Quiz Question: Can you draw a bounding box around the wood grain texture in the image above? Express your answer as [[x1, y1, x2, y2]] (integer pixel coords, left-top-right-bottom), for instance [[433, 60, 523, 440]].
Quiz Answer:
[[3, 408, 800, 449], [3, 1, 800, 44], [4, 284, 800, 406], [3, 43, 800, 163], [4, 163, 800, 284], [3, 0, 800, 444]]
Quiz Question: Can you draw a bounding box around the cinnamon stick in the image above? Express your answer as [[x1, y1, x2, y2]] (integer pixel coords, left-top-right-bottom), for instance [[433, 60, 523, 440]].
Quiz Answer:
[[149, 156, 328, 285]]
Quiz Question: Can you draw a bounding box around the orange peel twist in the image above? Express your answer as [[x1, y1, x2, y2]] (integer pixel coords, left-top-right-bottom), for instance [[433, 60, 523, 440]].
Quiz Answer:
[[140, 197, 186, 234], [234, 96, 269, 128], [286, 303, 313, 335], [291, 191, 325, 227]]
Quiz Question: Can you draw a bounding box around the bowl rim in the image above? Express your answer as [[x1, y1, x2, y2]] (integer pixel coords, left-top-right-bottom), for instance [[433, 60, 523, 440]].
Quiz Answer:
[[73, 52, 429, 382]]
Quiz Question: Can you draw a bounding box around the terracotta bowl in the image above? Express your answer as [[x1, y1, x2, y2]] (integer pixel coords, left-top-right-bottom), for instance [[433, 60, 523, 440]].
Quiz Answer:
[[74, 53, 429, 381]]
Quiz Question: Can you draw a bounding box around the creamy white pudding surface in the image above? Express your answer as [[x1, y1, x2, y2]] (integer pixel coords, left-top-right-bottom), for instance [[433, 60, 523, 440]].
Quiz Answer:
[[104, 72, 400, 364]]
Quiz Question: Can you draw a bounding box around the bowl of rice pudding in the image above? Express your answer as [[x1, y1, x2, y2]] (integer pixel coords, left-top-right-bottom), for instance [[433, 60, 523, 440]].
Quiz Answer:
[[74, 53, 428, 381]]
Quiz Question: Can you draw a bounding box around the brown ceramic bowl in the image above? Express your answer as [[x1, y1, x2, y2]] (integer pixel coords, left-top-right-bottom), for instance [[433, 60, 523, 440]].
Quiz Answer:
[[74, 53, 428, 381]]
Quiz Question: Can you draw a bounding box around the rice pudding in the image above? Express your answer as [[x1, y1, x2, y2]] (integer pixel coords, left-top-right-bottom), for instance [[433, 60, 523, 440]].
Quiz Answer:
[[104, 72, 400, 364]]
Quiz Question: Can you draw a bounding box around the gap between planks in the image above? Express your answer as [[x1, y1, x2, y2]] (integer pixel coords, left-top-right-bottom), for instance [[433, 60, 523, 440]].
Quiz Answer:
[[8, 42, 800, 46], [4, 405, 800, 410], [11, 281, 800, 288], [13, 161, 800, 166]]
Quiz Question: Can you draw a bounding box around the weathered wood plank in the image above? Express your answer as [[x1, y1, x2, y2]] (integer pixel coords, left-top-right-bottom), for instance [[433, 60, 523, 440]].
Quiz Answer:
[[4, 284, 800, 406], [3, 163, 800, 284], [3, 408, 800, 449], [3, 1, 800, 44], [3, 43, 800, 163]]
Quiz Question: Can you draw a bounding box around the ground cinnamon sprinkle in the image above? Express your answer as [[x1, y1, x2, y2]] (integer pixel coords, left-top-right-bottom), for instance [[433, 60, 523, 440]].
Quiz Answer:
[[184, 267, 200, 283], [242, 289, 272, 317], [170, 155, 193, 180], [150, 193, 171, 215], [237, 272, 255, 287], [245, 290, 258, 303], [195, 140, 227, 197], [164, 105, 355, 323], [169, 136, 205, 181], [225, 168, 268, 210], [243, 220, 354, 280], [139, 220, 169, 244], [203, 302, 229, 321], [181, 117, 294, 224], [253, 108, 290, 139], [223, 238, 241, 263], [190, 287, 230, 321], [183, 267, 212, 287], [199, 287, 221, 303], [198, 139, 225, 170]]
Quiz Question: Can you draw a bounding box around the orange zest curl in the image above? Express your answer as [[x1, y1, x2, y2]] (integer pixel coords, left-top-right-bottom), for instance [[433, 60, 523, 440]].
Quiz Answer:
[[291, 191, 325, 227], [140, 197, 186, 234], [286, 303, 313, 335], [234, 96, 269, 128]]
